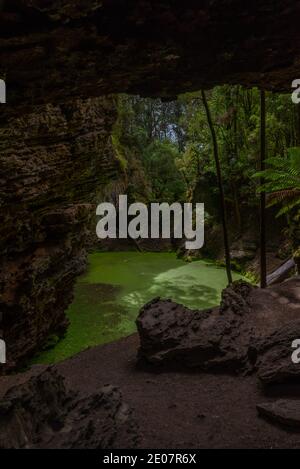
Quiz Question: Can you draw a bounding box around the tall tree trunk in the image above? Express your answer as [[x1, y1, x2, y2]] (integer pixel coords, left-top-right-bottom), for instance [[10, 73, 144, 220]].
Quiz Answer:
[[201, 90, 233, 285], [232, 182, 242, 231], [296, 104, 300, 146], [233, 87, 242, 232], [260, 90, 267, 288]]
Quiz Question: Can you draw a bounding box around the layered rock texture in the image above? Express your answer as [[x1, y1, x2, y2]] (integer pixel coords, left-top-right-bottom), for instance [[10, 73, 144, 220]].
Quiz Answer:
[[137, 278, 300, 379], [0, 96, 120, 369], [1, 0, 300, 107], [0, 368, 139, 449], [257, 400, 300, 429]]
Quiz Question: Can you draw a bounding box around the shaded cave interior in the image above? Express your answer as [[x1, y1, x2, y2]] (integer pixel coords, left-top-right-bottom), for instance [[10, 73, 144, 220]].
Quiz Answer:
[[0, 1, 300, 371]]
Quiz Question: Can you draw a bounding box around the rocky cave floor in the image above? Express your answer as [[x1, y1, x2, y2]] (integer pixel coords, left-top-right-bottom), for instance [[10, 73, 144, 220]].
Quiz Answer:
[[1, 278, 300, 449]]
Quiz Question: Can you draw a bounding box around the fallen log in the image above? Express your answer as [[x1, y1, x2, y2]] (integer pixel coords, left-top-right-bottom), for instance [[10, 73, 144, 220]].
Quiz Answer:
[[266, 258, 295, 286]]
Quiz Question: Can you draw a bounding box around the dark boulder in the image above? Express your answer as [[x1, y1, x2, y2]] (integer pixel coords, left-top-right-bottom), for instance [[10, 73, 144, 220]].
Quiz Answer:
[[256, 320, 300, 386], [136, 281, 256, 372], [0, 368, 140, 449], [257, 400, 300, 429], [137, 279, 300, 378]]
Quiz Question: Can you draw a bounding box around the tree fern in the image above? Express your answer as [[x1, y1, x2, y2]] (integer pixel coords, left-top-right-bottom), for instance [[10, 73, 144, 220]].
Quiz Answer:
[[254, 147, 300, 216]]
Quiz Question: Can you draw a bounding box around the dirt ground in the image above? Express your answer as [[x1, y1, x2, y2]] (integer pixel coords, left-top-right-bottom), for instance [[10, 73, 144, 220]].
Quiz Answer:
[[48, 334, 300, 449]]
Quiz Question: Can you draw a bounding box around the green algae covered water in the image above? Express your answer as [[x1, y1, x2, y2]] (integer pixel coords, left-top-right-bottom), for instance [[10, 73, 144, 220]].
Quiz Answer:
[[32, 252, 243, 364]]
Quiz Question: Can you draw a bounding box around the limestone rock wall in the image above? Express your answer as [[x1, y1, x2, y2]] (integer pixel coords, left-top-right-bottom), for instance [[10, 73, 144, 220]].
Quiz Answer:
[[0, 96, 119, 369], [0, 0, 300, 108]]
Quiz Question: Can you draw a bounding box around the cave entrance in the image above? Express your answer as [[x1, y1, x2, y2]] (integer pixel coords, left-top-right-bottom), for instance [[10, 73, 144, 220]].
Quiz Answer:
[[1, 1, 300, 370], [29, 87, 299, 365]]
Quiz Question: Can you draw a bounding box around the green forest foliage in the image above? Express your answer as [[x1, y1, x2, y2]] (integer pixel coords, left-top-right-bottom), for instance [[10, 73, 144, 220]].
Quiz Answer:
[[112, 87, 300, 224], [254, 147, 300, 216]]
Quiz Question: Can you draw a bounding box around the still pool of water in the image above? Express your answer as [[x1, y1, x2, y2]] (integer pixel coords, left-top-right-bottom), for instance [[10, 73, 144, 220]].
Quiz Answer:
[[32, 252, 243, 364]]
